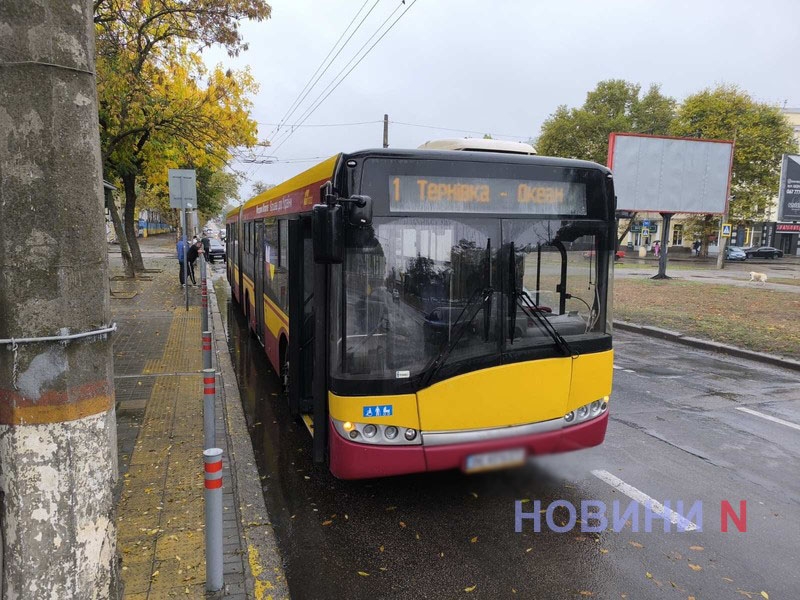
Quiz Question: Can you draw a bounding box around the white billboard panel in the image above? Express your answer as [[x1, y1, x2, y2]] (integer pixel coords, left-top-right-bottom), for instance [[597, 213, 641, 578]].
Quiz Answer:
[[608, 134, 733, 214]]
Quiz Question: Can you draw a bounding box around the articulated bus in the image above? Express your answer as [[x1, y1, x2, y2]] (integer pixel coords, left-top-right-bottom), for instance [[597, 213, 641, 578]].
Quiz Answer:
[[226, 148, 615, 479]]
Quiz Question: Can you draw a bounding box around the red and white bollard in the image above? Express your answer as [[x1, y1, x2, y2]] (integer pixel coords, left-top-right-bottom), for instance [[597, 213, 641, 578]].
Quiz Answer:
[[203, 448, 223, 592], [202, 330, 212, 371], [200, 256, 209, 333], [203, 368, 216, 450]]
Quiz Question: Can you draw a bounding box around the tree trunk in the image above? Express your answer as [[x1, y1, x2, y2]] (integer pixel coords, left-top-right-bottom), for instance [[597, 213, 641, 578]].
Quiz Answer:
[[0, 1, 121, 597], [122, 172, 145, 272], [105, 190, 135, 278], [617, 212, 638, 247]]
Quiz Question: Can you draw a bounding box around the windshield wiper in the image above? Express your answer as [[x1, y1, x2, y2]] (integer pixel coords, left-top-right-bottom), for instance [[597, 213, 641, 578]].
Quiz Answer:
[[420, 285, 494, 388], [517, 290, 574, 356], [508, 241, 574, 356]]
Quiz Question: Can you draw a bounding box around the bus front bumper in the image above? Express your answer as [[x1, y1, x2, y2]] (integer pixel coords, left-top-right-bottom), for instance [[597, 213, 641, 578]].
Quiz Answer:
[[328, 412, 608, 480]]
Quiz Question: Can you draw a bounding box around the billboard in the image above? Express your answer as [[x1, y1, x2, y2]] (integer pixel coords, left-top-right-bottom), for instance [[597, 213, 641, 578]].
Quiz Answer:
[[608, 133, 734, 214], [778, 154, 800, 221]]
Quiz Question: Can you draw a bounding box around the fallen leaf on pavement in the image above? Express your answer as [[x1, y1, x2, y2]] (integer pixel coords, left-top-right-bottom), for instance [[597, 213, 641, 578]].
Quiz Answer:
[[358, 571, 369, 577], [464, 585, 476, 592], [629, 541, 643, 549], [688, 563, 702, 572]]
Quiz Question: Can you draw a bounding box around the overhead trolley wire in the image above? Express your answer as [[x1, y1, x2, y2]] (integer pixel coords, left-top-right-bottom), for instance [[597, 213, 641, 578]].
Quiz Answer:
[[266, 0, 378, 141], [268, 1, 405, 151], [390, 120, 532, 140], [270, 0, 419, 155]]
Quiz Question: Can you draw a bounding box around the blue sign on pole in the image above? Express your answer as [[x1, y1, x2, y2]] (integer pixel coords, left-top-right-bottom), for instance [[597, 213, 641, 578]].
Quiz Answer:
[[642, 219, 650, 227]]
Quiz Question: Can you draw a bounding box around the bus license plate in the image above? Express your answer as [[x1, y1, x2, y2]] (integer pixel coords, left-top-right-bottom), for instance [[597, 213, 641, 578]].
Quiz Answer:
[[464, 448, 526, 473]]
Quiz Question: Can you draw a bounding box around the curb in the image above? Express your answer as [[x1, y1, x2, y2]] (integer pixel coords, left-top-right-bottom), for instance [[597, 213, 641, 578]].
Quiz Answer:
[[208, 278, 291, 599], [614, 320, 800, 373]]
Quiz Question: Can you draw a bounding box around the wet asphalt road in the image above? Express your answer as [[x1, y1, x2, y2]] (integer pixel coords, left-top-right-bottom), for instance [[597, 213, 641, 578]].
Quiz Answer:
[[222, 283, 800, 599]]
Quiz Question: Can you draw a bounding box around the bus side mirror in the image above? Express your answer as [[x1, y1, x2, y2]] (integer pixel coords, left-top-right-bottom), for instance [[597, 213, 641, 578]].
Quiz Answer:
[[347, 195, 372, 226], [312, 203, 343, 264]]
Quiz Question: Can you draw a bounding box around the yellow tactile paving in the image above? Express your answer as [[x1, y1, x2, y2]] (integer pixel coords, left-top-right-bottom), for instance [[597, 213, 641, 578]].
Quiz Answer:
[[118, 307, 211, 599]]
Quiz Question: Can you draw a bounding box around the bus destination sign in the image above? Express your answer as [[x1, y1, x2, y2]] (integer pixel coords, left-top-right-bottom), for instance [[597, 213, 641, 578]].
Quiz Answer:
[[389, 176, 587, 215]]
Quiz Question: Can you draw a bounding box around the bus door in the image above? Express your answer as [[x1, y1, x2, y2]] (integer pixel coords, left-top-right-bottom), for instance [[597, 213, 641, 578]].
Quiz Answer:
[[254, 219, 265, 343], [288, 216, 315, 417]]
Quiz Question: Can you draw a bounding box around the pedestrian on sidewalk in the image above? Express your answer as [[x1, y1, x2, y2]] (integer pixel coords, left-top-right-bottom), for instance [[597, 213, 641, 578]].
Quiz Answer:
[[176, 237, 188, 285], [653, 241, 660, 257], [693, 240, 701, 256], [187, 240, 203, 285]]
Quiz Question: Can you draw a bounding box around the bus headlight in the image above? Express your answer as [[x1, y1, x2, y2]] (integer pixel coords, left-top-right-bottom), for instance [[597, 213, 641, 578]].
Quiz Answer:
[[332, 419, 422, 445], [564, 397, 609, 427]]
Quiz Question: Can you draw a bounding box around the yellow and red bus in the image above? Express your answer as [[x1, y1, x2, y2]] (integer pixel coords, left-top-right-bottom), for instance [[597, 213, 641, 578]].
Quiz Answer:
[[226, 148, 615, 479]]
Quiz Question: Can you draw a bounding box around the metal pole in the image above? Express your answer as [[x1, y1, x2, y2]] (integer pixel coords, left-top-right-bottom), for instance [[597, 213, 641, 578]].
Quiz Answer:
[[383, 113, 389, 148], [203, 368, 216, 450], [182, 200, 189, 311], [203, 448, 224, 592], [202, 330, 212, 371], [200, 254, 208, 332], [652, 212, 673, 280]]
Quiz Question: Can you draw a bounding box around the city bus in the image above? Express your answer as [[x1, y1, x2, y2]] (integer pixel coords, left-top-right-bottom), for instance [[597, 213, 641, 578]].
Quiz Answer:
[[226, 148, 615, 479]]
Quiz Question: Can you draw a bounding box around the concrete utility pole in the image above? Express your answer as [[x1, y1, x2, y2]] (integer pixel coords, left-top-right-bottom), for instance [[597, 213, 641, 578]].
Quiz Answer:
[[0, 2, 120, 598]]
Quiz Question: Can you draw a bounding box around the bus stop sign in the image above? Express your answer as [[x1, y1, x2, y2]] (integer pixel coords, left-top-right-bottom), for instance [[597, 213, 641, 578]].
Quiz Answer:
[[168, 169, 197, 209]]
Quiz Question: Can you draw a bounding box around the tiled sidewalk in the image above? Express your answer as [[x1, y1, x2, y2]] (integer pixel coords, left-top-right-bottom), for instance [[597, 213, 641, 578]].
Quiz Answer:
[[110, 238, 287, 599]]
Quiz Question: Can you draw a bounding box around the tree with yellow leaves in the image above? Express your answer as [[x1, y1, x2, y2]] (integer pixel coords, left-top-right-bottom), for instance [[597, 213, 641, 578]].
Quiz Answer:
[[95, 0, 270, 274]]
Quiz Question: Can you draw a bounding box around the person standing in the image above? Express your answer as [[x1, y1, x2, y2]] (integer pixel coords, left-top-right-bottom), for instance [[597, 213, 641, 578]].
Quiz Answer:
[[693, 240, 701, 256], [187, 240, 203, 285], [176, 237, 188, 286], [200, 233, 211, 262]]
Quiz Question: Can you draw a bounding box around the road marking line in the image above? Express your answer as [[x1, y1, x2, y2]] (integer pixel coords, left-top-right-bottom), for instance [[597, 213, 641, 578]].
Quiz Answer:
[[591, 469, 698, 531], [735, 407, 800, 432]]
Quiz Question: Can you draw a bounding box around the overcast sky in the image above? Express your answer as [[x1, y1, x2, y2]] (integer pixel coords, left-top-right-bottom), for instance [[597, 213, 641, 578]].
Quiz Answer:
[[203, 0, 800, 201]]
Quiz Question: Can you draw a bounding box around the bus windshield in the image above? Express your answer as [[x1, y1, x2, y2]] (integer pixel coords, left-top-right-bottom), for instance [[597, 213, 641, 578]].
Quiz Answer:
[[331, 215, 612, 384]]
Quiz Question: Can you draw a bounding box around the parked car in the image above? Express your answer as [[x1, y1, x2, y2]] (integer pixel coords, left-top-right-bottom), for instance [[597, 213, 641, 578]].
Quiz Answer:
[[725, 245, 747, 261], [744, 246, 783, 259], [207, 238, 226, 263]]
